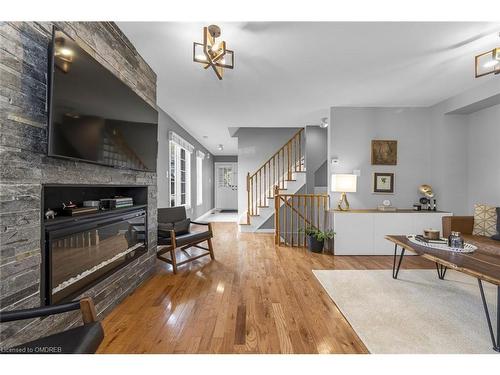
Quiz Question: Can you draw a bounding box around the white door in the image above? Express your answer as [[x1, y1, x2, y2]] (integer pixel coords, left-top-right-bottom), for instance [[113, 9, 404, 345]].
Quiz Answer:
[[215, 163, 238, 210]]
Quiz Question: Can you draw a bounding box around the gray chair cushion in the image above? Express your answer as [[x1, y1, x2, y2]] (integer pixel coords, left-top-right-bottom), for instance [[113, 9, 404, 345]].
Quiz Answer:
[[158, 230, 211, 247], [158, 219, 191, 238], [158, 222, 174, 238], [174, 218, 190, 235], [158, 207, 186, 223]]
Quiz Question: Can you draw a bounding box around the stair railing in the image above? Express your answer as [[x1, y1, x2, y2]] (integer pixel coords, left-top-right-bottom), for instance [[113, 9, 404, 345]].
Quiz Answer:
[[246, 128, 304, 224], [274, 185, 330, 247]]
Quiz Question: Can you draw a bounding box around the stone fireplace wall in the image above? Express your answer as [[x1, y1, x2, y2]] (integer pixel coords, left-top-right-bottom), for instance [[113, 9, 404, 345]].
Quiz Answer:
[[0, 22, 158, 347]]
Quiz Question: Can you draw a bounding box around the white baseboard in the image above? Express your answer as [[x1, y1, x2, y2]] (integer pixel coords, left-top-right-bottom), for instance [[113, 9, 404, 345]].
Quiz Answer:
[[195, 208, 215, 221]]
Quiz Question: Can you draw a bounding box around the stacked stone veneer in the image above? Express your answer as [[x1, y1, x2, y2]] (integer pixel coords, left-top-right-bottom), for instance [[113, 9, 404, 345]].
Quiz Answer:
[[0, 22, 158, 348]]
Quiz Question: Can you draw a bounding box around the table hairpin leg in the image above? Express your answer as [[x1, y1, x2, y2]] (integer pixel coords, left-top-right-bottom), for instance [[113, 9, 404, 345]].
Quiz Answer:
[[477, 279, 500, 353], [435, 263, 448, 280], [392, 243, 405, 279]]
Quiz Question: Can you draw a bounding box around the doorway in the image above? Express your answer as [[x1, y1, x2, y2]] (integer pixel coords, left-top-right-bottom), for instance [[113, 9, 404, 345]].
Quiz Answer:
[[215, 162, 238, 210]]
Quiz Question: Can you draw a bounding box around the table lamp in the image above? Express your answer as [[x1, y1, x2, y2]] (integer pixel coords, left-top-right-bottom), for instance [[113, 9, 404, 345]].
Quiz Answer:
[[332, 174, 357, 211]]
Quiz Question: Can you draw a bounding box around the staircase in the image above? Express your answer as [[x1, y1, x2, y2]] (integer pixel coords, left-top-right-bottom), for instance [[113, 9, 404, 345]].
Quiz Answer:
[[102, 127, 147, 170], [240, 128, 306, 232]]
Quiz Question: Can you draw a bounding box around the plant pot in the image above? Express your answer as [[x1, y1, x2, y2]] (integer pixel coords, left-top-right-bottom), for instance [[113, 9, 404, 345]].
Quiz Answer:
[[307, 235, 324, 253]]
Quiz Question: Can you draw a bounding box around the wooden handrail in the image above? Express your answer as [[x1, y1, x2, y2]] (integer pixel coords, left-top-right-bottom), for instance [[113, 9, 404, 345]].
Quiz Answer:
[[249, 128, 303, 179], [246, 128, 305, 224]]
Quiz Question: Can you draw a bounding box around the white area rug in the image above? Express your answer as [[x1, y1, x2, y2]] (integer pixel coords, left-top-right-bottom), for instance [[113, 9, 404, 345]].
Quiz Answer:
[[313, 269, 498, 354]]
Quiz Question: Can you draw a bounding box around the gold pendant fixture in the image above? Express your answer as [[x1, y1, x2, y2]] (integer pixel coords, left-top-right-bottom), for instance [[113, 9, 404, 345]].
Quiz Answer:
[[193, 25, 234, 80], [475, 34, 500, 78]]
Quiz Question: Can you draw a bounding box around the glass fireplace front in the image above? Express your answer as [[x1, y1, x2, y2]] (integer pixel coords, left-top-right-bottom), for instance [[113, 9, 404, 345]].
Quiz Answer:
[[45, 209, 146, 304]]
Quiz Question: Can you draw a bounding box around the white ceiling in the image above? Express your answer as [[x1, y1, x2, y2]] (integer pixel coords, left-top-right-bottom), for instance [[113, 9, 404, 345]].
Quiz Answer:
[[118, 22, 500, 155]]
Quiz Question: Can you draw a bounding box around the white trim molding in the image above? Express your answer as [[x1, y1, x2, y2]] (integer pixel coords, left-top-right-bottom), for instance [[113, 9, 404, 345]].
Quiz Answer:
[[169, 131, 194, 153]]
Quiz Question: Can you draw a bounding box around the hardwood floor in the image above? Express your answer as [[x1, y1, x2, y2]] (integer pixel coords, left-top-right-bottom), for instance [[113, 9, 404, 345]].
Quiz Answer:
[[97, 222, 433, 354]]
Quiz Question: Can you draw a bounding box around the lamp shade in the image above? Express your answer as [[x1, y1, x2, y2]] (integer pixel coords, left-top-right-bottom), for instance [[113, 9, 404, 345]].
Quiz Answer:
[[332, 174, 357, 193]]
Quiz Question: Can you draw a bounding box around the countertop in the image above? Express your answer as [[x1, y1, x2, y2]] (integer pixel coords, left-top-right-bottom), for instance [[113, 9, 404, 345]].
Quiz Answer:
[[330, 209, 451, 213]]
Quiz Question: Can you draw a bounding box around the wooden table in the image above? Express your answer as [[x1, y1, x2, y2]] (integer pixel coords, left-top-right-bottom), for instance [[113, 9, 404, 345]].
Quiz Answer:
[[385, 235, 500, 353]]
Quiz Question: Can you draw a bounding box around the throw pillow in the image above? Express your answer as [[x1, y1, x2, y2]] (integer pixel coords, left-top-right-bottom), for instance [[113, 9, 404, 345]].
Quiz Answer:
[[174, 218, 191, 235], [158, 222, 174, 238], [491, 207, 500, 241], [472, 204, 497, 237]]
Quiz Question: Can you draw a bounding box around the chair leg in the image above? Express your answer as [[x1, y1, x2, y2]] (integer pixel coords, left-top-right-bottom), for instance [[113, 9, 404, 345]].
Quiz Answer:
[[170, 247, 178, 274], [207, 238, 215, 260]]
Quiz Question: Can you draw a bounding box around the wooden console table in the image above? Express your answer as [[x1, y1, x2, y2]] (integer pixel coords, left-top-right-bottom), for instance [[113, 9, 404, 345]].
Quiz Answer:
[[385, 235, 500, 353]]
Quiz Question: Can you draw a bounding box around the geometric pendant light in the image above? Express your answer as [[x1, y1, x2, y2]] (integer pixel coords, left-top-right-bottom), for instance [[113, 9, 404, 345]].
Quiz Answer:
[[193, 24, 234, 80], [475, 34, 500, 78]]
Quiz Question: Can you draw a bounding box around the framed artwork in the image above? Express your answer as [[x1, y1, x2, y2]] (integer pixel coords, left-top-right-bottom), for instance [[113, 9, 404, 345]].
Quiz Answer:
[[373, 172, 395, 194], [371, 140, 397, 165]]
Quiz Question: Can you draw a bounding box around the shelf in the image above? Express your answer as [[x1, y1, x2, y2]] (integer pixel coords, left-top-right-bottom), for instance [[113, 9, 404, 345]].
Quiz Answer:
[[44, 204, 147, 229]]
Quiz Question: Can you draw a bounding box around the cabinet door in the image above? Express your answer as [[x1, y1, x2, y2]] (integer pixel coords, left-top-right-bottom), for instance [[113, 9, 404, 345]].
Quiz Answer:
[[334, 213, 374, 255], [373, 214, 416, 255]]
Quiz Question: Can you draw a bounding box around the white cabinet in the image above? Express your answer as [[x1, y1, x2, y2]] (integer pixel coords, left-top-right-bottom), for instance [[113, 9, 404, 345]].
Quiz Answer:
[[332, 210, 452, 255], [336, 213, 373, 255]]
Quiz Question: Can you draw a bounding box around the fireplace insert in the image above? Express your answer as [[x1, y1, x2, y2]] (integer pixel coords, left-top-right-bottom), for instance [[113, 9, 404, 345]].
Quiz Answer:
[[43, 208, 147, 305]]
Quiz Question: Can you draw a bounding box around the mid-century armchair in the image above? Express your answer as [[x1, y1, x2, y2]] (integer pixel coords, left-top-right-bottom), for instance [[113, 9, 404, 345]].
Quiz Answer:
[[157, 206, 215, 274]]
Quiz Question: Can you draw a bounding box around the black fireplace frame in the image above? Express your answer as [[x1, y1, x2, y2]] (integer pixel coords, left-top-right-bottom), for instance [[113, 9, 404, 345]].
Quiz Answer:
[[40, 184, 149, 306]]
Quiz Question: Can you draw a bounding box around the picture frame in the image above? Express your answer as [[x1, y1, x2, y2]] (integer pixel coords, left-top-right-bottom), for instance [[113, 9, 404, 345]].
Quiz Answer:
[[373, 172, 395, 194], [371, 140, 397, 165]]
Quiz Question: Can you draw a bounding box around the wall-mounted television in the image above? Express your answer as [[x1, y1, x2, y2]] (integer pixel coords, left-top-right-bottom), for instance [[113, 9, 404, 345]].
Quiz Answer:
[[48, 28, 158, 172]]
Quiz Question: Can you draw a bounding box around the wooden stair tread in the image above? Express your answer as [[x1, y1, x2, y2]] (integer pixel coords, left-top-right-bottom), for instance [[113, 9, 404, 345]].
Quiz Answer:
[[258, 205, 269, 208], [285, 179, 297, 182]]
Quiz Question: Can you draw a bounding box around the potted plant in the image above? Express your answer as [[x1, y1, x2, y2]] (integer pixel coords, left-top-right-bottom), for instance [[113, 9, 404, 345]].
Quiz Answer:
[[301, 227, 335, 253]]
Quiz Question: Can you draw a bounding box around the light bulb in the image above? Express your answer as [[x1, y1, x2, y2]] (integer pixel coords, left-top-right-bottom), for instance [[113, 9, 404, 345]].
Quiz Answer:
[[483, 60, 499, 68], [59, 47, 73, 57]]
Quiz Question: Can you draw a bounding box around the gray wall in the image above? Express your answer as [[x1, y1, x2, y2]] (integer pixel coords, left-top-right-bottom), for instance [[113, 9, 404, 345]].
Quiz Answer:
[[234, 127, 301, 220], [328, 81, 500, 216], [466, 103, 500, 210], [329, 107, 432, 210], [157, 109, 214, 219], [305, 126, 327, 193], [0, 22, 157, 347], [428, 106, 469, 214], [314, 161, 328, 187]]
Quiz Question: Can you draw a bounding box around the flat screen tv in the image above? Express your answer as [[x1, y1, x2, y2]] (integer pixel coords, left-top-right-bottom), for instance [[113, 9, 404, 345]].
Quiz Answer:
[[48, 28, 158, 172]]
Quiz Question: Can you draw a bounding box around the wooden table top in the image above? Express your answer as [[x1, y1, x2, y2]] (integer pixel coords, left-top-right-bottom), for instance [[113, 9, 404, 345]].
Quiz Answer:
[[385, 235, 500, 286]]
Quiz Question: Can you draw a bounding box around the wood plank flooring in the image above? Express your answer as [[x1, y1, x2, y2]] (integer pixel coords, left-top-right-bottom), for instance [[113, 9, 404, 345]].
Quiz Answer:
[[97, 222, 433, 354]]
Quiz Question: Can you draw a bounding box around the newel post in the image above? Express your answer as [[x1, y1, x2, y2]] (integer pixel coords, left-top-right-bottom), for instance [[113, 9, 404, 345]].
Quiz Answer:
[[274, 185, 280, 245], [246, 172, 251, 224]]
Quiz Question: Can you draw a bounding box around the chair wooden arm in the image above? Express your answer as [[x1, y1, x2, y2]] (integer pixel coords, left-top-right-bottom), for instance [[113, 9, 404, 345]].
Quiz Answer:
[[0, 297, 98, 324], [190, 220, 209, 226], [79, 297, 98, 324], [442, 216, 474, 237]]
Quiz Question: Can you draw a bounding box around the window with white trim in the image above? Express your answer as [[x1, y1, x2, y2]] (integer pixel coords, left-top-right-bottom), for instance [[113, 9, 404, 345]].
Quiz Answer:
[[169, 132, 193, 207], [196, 151, 205, 206]]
